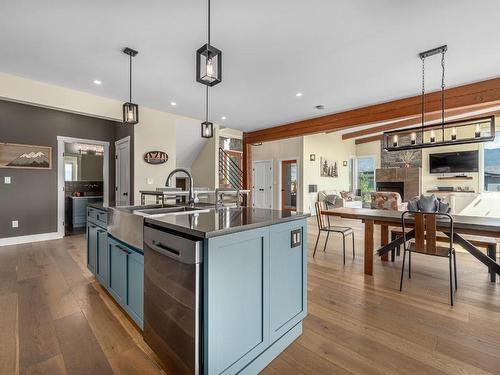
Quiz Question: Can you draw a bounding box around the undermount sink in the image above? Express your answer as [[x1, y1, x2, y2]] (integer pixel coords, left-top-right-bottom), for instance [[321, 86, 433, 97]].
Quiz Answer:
[[136, 206, 207, 215]]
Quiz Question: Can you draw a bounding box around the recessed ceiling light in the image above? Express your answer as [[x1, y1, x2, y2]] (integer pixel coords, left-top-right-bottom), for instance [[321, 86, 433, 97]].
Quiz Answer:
[[170, 102, 177, 106], [221, 116, 227, 120], [93, 79, 102, 85], [295, 92, 303, 97]]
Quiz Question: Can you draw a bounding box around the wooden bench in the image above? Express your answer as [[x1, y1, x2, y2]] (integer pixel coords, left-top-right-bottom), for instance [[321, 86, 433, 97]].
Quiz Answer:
[[391, 228, 498, 282]]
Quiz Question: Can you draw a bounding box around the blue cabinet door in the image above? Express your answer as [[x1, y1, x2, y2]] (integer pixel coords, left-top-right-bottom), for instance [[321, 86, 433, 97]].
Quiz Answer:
[[269, 219, 307, 343], [108, 238, 127, 306], [96, 228, 108, 286], [205, 227, 270, 375], [87, 224, 97, 274], [126, 251, 144, 328]]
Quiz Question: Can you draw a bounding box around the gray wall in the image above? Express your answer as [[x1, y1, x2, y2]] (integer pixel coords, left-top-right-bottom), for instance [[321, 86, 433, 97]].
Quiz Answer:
[[0, 99, 133, 239]]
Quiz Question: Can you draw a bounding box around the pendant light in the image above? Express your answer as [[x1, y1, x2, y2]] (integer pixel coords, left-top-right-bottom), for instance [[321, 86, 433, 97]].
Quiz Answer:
[[201, 87, 214, 138], [196, 0, 222, 87], [197, 0, 220, 138], [123, 47, 139, 125], [383, 45, 495, 151]]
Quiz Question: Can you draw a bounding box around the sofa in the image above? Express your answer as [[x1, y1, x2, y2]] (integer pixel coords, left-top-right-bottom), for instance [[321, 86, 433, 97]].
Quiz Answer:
[[318, 190, 362, 209], [369, 191, 406, 211]]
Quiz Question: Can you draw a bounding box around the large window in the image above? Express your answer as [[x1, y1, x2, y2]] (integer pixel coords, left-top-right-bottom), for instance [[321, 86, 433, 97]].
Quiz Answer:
[[356, 156, 376, 192], [484, 132, 500, 192]]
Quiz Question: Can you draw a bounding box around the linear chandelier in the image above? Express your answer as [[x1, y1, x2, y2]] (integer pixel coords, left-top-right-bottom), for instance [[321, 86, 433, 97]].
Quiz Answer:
[[383, 45, 495, 151]]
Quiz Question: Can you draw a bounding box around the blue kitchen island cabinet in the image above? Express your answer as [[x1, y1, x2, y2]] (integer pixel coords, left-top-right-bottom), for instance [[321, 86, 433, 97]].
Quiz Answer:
[[108, 236, 144, 329], [203, 219, 307, 375], [86, 205, 108, 282]]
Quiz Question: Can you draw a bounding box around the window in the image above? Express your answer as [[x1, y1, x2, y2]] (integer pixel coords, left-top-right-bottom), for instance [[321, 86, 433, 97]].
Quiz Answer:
[[484, 132, 500, 192], [356, 156, 376, 192], [64, 163, 73, 181]]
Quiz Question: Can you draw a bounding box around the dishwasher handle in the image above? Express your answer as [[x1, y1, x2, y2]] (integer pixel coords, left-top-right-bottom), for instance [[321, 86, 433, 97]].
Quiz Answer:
[[144, 227, 202, 264]]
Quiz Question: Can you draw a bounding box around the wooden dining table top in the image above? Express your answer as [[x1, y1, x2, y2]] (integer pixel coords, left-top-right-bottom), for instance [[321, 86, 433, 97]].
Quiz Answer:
[[323, 207, 500, 238]]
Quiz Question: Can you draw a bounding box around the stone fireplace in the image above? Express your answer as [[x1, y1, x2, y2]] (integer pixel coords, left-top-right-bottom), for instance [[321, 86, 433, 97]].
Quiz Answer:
[[375, 168, 421, 201]]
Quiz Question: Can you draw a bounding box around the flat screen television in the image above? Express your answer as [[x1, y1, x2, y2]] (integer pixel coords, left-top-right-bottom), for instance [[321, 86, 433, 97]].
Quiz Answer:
[[429, 150, 479, 174]]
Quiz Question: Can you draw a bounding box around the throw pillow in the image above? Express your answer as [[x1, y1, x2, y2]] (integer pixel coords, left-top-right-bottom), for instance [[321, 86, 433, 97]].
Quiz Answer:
[[407, 198, 419, 212], [438, 201, 451, 213], [340, 191, 353, 201], [417, 194, 438, 212]]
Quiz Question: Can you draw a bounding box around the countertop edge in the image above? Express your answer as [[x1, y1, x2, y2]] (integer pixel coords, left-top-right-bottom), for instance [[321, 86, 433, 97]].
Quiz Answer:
[[145, 212, 310, 239]]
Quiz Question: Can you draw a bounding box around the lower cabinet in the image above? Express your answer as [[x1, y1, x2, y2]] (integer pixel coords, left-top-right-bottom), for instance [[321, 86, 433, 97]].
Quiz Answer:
[[204, 219, 307, 375], [108, 236, 144, 329], [96, 228, 108, 285], [87, 223, 98, 274]]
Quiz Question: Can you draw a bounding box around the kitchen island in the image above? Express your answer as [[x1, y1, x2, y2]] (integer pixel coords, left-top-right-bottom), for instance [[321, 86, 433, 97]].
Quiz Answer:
[[86, 203, 308, 375]]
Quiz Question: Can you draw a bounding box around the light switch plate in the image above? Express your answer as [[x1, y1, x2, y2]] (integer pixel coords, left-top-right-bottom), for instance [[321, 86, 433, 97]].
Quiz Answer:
[[291, 229, 301, 248], [4, 176, 11, 184], [12, 220, 18, 228], [147, 178, 154, 185]]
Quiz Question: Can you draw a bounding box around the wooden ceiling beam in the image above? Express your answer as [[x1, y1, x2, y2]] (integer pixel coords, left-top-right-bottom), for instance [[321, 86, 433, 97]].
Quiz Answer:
[[244, 77, 500, 144], [342, 102, 500, 140], [355, 135, 383, 145]]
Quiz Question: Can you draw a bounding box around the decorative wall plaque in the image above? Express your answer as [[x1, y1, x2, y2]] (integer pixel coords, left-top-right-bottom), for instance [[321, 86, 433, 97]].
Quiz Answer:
[[143, 151, 168, 165]]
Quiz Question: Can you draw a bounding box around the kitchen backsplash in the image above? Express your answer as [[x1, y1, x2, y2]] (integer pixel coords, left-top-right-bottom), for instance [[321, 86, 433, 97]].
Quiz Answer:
[[65, 181, 103, 197]]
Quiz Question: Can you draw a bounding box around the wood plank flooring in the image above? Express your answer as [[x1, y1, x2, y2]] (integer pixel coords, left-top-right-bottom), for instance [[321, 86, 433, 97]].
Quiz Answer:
[[0, 217, 499, 374]]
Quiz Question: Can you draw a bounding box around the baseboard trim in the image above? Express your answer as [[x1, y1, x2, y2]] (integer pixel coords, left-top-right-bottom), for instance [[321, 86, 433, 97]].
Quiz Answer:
[[0, 232, 63, 246]]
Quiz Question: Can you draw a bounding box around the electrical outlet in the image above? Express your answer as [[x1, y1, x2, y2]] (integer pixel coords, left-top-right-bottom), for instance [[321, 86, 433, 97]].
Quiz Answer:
[[12, 220, 18, 228], [147, 178, 154, 185], [4, 176, 11, 184]]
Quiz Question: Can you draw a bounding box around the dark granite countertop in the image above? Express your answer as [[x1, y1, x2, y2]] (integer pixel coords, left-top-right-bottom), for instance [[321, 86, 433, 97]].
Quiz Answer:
[[144, 207, 309, 238]]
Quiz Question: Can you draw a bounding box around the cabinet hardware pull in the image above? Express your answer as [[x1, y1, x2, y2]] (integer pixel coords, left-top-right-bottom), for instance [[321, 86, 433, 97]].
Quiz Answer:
[[116, 245, 131, 255]]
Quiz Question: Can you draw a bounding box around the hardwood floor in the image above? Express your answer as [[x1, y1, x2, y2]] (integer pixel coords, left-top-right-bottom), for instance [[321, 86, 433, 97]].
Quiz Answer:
[[1, 217, 499, 374]]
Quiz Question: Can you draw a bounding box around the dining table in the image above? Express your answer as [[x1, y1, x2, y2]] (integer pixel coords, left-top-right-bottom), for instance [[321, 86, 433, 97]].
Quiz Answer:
[[323, 207, 500, 280]]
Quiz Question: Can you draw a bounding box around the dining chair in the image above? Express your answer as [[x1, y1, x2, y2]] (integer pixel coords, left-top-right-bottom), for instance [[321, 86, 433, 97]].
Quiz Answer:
[[400, 211, 457, 306], [314, 201, 355, 264]]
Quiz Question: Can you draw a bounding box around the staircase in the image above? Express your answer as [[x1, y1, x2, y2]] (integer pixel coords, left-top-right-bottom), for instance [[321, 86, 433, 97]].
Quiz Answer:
[[218, 147, 243, 190]]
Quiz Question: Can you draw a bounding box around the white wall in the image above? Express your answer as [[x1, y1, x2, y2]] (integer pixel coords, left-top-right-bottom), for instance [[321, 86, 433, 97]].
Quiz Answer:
[[302, 132, 356, 213], [252, 137, 303, 211], [191, 126, 220, 190], [355, 140, 381, 168], [0, 73, 203, 205]]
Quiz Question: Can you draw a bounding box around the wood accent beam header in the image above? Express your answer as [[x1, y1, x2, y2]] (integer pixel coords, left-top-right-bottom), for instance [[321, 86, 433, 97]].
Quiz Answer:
[[244, 77, 500, 144]]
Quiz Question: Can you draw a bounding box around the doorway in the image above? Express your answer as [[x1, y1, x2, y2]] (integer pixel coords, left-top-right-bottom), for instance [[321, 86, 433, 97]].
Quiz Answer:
[[115, 136, 131, 206], [280, 159, 298, 212], [57, 136, 109, 238], [252, 160, 273, 209]]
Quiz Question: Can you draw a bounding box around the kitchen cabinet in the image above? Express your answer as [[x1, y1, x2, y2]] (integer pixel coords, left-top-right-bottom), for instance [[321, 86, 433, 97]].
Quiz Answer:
[[107, 236, 144, 329], [86, 223, 97, 274], [204, 218, 307, 375], [269, 221, 307, 343], [95, 228, 108, 285]]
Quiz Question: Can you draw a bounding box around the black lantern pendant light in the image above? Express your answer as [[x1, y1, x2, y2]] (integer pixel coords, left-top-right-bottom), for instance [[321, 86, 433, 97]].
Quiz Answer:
[[201, 86, 214, 138], [123, 47, 139, 125], [196, 0, 222, 87], [197, 0, 220, 138], [383, 45, 495, 151]]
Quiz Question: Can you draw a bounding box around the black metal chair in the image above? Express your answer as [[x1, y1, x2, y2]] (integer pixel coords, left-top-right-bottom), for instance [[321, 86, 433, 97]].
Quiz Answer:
[[314, 201, 355, 264], [400, 211, 458, 306]]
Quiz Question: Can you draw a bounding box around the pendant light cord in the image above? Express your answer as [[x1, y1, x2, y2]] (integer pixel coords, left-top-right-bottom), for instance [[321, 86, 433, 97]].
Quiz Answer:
[[205, 86, 209, 122], [421, 56, 425, 132], [207, 0, 211, 45], [129, 54, 132, 103], [441, 51, 446, 124]]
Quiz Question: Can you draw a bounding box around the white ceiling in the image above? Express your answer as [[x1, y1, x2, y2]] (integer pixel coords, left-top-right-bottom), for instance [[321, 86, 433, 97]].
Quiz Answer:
[[1, 0, 499, 132]]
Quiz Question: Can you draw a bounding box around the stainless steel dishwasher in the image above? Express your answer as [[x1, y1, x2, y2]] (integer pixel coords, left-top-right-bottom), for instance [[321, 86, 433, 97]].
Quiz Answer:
[[143, 224, 202, 375]]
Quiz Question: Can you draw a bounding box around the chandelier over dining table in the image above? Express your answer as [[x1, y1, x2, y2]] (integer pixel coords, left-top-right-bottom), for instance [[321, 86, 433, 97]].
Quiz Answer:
[[383, 45, 495, 151]]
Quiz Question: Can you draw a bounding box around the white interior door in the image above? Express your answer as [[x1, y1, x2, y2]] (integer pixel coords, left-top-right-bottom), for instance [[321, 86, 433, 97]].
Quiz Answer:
[[115, 137, 130, 206], [252, 161, 273, 209]]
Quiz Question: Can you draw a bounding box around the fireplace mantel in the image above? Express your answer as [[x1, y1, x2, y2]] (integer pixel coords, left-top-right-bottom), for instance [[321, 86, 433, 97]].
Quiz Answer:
[[375, 167, 421, 201]]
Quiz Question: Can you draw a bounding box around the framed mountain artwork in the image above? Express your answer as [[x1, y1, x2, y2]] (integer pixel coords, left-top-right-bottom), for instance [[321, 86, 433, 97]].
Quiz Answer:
[[320, 157, 338, 177], [0, 143, 52, 169]]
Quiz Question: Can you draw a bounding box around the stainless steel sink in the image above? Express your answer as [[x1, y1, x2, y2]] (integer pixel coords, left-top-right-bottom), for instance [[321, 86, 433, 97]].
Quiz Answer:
[[136, 206, 203, 215]]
